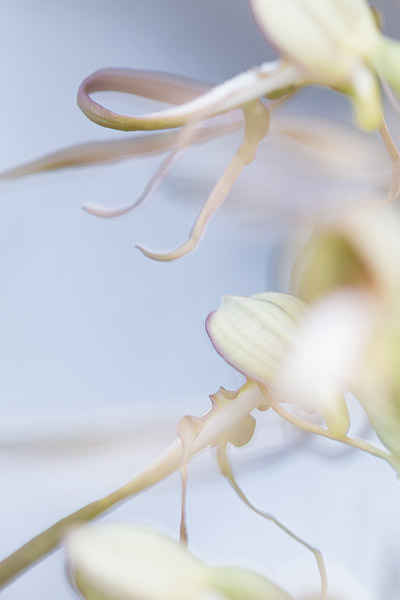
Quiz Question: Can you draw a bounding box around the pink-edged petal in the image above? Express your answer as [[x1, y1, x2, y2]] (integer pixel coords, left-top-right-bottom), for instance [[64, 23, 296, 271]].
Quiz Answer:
[[206, 293, 304, 385]]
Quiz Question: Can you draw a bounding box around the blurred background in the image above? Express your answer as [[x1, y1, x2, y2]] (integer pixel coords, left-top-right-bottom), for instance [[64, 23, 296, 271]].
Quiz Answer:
[[1, 1, 400, 598]]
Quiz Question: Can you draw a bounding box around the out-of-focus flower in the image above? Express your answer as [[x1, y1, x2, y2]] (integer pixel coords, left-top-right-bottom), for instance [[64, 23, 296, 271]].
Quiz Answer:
[[249, 0, 400, 130], [2, 0, 400, 259], [206, 292, 350, 438], [67, 523, 293, 600], [292, 204, 400, 468], [206, 223, 400, 473]]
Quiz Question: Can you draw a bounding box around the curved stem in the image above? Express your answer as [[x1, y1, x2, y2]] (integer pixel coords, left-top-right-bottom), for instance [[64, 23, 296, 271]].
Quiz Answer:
[[270, 401, 397, 471]]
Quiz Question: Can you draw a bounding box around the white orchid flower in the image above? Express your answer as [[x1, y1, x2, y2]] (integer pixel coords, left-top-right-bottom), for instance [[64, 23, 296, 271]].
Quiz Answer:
[[3, 0, 400, 259], [67, 523, 293, 600], [249, 0, 400, 131], [0, 293, 392, 598], [0, 380, 328, 599], [206, 292, 350, 438], [206, 289, 396, 472], [292, 204, 400, 472], [1, 267, 397, 596]]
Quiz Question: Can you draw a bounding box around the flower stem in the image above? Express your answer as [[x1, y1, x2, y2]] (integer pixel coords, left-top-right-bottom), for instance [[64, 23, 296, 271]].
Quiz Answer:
[[0, 439, 182, 589], [0, 381, 264, 588]]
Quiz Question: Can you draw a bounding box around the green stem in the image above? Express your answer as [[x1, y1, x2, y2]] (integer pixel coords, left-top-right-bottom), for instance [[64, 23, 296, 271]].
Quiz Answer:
[[0, 439, 182, 589], [0, 381, 264, 589]]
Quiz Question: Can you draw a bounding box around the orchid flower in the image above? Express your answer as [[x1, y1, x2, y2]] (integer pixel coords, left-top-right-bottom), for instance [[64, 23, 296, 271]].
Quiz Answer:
[[3, 258, 400, 598], [206, 290, 397, 473], [249, 0, 399, 130], [1, 288, 397, 598], [3, 0, 400, 259], [0, 381, 327, 599], [66, 523, 293, 600], [203, 204, 400, 479], [206, 292, 350, 438], [292, 204, 400, 471]]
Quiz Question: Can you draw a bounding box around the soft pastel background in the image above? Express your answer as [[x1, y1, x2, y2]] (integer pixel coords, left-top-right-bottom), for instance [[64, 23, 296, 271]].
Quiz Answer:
[[1, 1, 400, 599]]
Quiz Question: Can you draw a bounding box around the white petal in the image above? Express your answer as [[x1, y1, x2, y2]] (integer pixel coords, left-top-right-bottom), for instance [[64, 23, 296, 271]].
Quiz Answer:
[[249, 0, 379, 84], [67, 524, 209, 600], [279, 290, 377, 410], [206, 293, 304, 384]]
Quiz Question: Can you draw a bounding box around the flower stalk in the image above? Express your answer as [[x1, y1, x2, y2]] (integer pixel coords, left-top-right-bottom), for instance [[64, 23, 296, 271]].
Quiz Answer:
[[0, 382, 265, 589]]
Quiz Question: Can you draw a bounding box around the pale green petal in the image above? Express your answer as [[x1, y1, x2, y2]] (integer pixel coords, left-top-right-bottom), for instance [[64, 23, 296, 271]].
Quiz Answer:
[[210, 567, 293, 600], [293, 205, 400, 448], [249, 0, 390, 131], [347, 67, 382, 131], [67, 524, 293, 600], [67, 525, 209, 600], [207, 292, 350, 436], [296, 0, 379, 56], [252, 292, 307, 321], [294, 204, 400, 306], [206, 293, 303, 385], [249, 0, 379, 84], [355, 322, 400, 468], [373, 37, 400, 99], [319, 390, 350, 439]]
